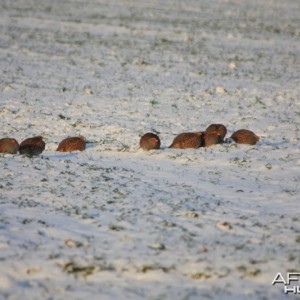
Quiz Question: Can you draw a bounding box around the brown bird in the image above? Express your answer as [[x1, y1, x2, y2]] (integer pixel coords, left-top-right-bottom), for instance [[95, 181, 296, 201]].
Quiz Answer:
[[139, 132, 161, 151], [231, 129, 259, 145], [0, 138, 19, 154], [56, 136, 86, 152], [205, 124, 227, 142], [169, 132, 203, 149], [19, 136, 45, 157], [203, 132, 222, 147]]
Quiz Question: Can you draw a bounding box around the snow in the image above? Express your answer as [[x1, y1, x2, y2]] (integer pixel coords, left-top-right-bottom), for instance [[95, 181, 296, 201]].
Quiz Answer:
[[0, 0, 300, 299]]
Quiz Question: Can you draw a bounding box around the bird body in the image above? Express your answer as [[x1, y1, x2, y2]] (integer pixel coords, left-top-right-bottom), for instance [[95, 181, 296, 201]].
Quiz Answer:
[[203, 132, 222, 147], [19, 136, 45, 157], [139, 133, 160, 151], [0, 138, 19, 154], [205, 124, 227, 142], [231, 129, 259, 145], [56, 136, 86, 152], [169, 132, 203, 149]]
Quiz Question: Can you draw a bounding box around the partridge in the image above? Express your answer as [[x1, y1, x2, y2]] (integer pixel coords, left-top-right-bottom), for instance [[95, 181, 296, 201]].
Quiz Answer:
[[19, 136, 45, 157], [169, 132, 203, 149], [139, 133, 160, 151], [203, 132, 222, 147], [0, 138, 19, 154], [231, 129, 259, 145], [205, 124, 227, 142], [56, 136, 86, 152]]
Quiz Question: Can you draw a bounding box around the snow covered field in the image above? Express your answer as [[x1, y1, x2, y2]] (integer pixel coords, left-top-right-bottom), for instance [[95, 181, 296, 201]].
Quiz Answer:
[[0, 0, 300, 299]]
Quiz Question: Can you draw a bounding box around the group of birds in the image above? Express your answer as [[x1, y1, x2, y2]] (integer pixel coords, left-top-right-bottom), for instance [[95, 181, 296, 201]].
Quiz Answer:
[[0, 124, 259, 156], [139, 124, 259, 151], [0, 136, 86, 157]]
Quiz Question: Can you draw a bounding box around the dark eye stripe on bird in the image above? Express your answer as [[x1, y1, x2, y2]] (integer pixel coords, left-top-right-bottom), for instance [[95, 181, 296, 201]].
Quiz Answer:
[[139, 132, 161, 151], [56, 136, 86, 152], [169, 132, 203, 149], [231, 129, 259, 145]]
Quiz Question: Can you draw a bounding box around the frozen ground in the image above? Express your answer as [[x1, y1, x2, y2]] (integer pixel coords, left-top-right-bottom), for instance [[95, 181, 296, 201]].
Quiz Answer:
[[0, 0, 300, 299]]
